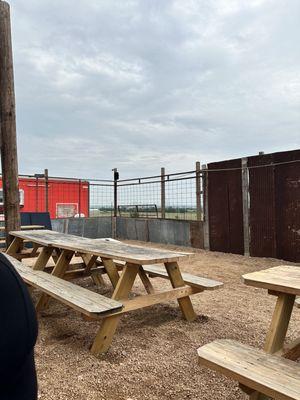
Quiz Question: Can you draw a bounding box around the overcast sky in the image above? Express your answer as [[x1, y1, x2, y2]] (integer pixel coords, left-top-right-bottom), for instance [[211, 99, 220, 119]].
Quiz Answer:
[[8, 0, 300, 179]]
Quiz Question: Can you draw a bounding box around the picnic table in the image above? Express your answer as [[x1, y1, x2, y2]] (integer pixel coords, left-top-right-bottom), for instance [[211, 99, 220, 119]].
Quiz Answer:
[[7, 229, 223, 355], [241, 266, 300, 399], [0, 224, 44, 247], [197, 265, 300, 400], [242, 266, 300, 359]]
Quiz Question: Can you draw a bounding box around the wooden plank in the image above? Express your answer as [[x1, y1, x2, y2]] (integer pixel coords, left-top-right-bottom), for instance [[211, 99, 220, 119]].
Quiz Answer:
[[91, 271, 105, 286], [295, 298, 300, 308], [277, 337, 300, 361], [6, 236, 23, 256], [198, 339, 300, 400], [102, 258, 120, 288], [242, 157, 250, 256], [0, 225, 44, 231], [81, 253, 98, 274], [32, 246, 54, 271], [165, 262, 197, 322], [249, 293, 296, 400], [138, 266, 155, 294], [5, 255, 123, 317], [30, 242, 40, 257], [36, 249, 74, 311], [243, 266, 300, 296], [91, 263, 140, 355], [264, 293, 296, 354], [9, 230, 192, 264], [116, 286, 201, 314], [143, 264, 223, 290]]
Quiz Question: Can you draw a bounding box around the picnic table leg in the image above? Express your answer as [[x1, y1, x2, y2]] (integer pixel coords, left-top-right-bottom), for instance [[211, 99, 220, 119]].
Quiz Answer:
[[138, 266, 155, 294], [36, 249, 74, 311], [91, 263, 139, 355], [30, 242, 40, 257], [81, 253, 98, 274], [249, 293, 296, 400], [101, 258, 120, 288], [164, 262, 197, 322], [32, 246, 54, 271], [91, 270, 105, 286], [52, 248, 61, 263], [6, 237, 23, 257]]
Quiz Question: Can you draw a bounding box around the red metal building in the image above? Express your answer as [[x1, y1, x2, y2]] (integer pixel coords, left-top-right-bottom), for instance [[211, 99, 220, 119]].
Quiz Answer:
[[0, 177, 89, 219]]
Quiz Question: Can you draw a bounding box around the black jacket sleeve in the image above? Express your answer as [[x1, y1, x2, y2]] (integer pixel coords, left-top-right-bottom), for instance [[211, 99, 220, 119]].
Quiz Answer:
[[0, 253, 38, 399]]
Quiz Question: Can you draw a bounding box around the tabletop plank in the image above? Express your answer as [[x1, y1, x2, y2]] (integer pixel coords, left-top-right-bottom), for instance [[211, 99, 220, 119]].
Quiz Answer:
[[242, 265, 300, 296], [198, 339, 300, 400], [0, 225, 44, 231], [9, 230, 192, 265]]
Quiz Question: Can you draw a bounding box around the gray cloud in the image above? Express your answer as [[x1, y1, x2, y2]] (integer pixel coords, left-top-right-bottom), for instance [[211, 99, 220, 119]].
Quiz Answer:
[[6, 0, 300, 179]]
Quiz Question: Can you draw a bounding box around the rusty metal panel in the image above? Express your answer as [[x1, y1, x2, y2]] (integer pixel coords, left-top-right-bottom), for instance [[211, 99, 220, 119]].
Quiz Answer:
[[208, 159, 244, 255], [274, 150, 300, 262], [249, 149, 300, 262], [248, 154, 277, 258]]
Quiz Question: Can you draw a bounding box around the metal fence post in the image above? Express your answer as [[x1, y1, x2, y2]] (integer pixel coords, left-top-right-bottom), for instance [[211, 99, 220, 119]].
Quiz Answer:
[[161, 167, 166, 219], [196, 161, 201, 221], [242, 157, 250, 256], [44, 168, 49, 212], [202, 164, 210, 250]]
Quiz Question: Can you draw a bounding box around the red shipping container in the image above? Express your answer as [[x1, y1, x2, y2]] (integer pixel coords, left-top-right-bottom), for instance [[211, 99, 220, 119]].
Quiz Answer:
[[0, 177, 89, 219]]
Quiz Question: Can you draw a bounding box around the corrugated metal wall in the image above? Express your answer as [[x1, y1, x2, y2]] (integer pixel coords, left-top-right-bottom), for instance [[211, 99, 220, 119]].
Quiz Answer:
[[274, 150, 300, 262], [248, 154, 277, 258], [208, 158, 244, 255], [208, 149, 300, 262]]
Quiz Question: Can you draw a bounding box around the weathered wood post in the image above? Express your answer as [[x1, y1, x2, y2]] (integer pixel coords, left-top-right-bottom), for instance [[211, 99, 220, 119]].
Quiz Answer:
[[202, 164, 210, 250], [242, 157, 250, 256], [161, 167, 166, 219], [0, 1, 20, 245], [195, 161, 201, 221], [112, 168, 119, 238]]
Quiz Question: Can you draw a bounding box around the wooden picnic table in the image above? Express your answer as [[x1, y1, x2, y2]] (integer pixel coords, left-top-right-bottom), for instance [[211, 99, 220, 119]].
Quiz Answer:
[[197, 265, 300, 400], [0, 225, 44, 231], [7, 229, 223, 355], [242, 265, 300, 399]]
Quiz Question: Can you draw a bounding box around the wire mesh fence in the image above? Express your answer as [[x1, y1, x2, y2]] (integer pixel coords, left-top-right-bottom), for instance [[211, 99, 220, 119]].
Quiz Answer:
[[117, 167, 203, 220], [0, 164, 204, 221]]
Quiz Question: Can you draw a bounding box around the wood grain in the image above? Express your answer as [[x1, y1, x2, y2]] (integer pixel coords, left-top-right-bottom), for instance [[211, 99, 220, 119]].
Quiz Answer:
[[144, 264, 223, 290], [9, 230, 192, 264], [198, 339, 300, 400], [5, 254, 123, 317], [243, 266, 300, 296]]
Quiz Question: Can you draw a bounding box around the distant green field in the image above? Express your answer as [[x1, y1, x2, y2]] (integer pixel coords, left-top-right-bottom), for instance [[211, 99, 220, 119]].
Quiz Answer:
[[89, 209, 200, 221]]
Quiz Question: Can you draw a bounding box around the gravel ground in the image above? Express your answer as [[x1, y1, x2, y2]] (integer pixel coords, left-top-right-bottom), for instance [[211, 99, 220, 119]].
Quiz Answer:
[[32, 241, 300, 400]]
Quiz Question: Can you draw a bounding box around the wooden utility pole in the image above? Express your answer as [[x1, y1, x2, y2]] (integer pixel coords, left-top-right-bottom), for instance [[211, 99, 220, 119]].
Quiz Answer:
[[0, 1, 20, 245]]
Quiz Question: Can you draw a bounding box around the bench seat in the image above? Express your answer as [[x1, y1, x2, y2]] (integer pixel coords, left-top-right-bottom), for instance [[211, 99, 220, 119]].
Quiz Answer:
[[142, 264, 223, 290], [6, 255, 123, 318], [198, 339, 300, 400]]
